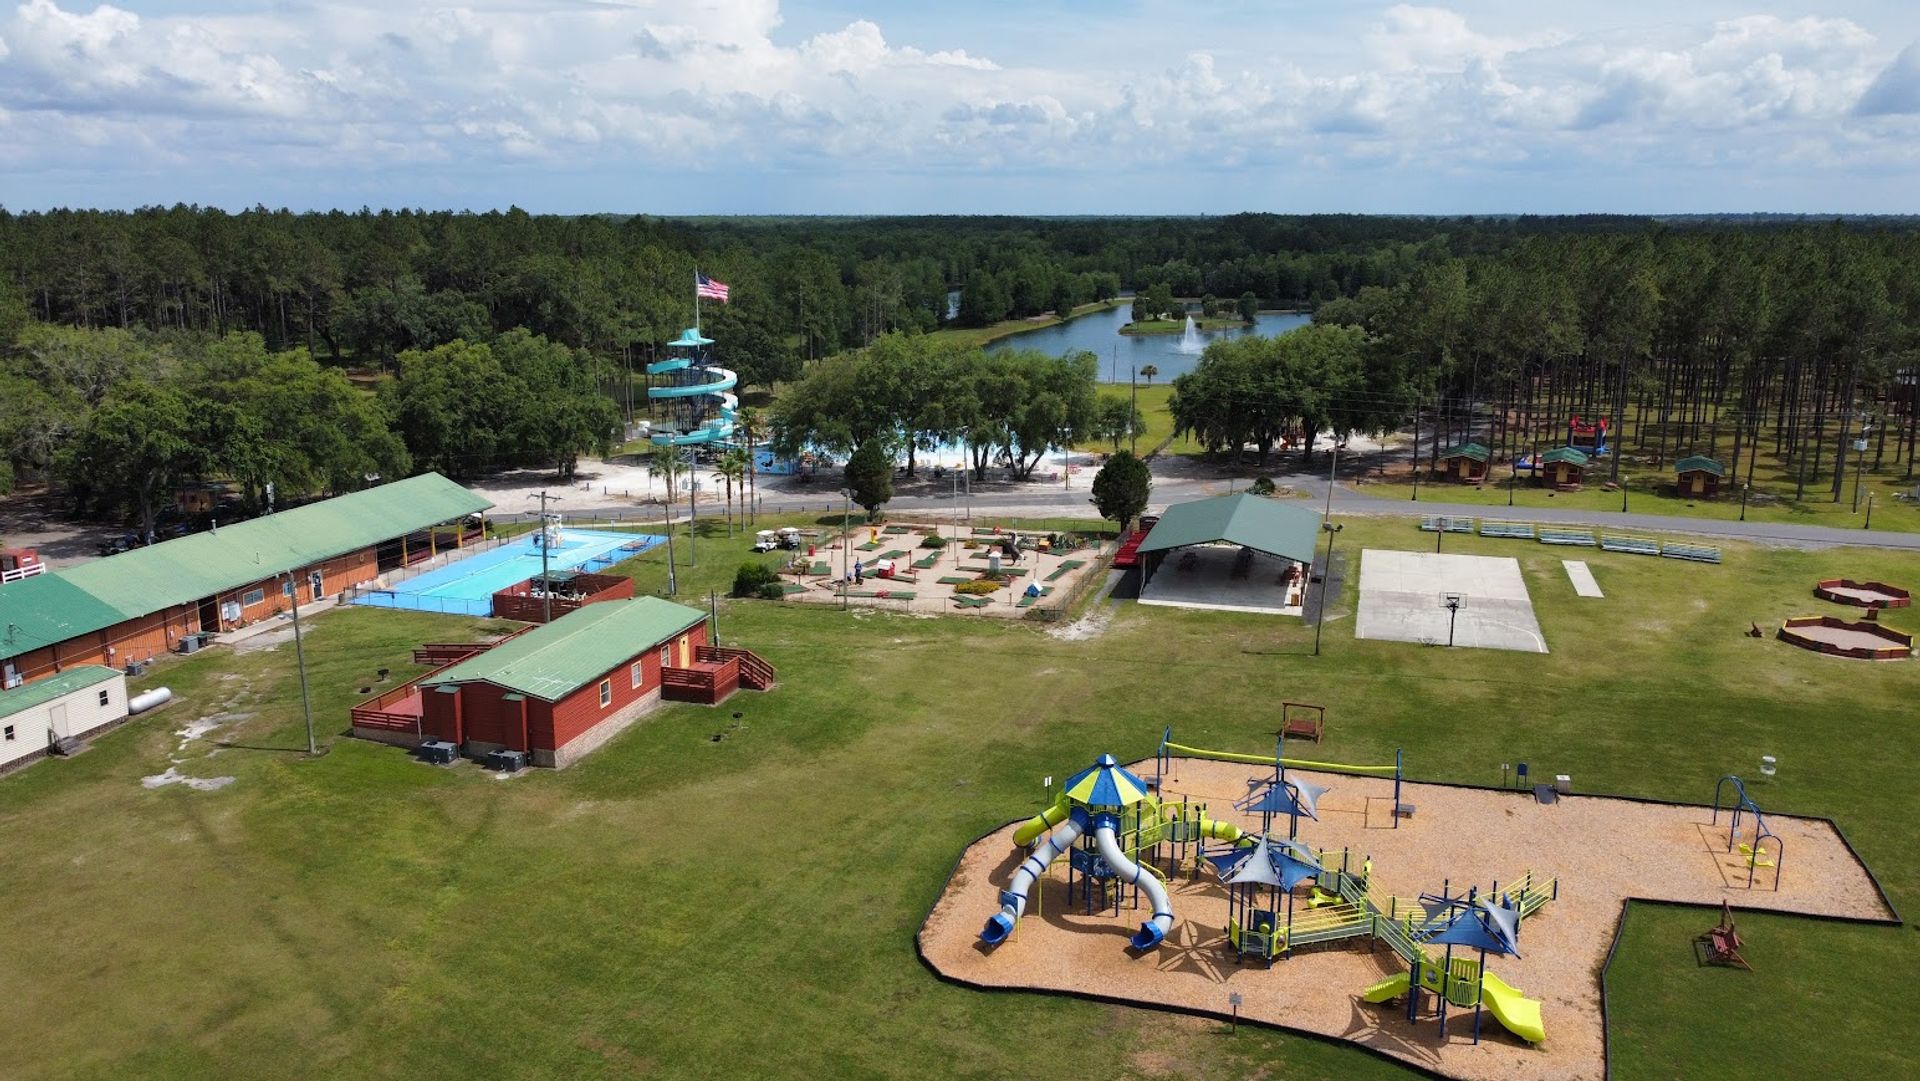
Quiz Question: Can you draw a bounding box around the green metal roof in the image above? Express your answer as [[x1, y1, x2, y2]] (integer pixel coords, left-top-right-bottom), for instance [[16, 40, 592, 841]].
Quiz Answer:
[[58, 474, 492, 620], [0, 576, 129, 662], [1439, 442, 1490, 463], [0, 665, 120, 721], [420, 598, 706, 702], [1541, 447, 1590, 467], [1136, 493, 1322, 564], [1675, 455, 1725, 476]]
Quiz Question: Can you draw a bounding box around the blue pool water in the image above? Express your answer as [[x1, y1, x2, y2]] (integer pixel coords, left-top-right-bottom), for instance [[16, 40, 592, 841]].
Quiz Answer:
[[352, 529, 664, 616]]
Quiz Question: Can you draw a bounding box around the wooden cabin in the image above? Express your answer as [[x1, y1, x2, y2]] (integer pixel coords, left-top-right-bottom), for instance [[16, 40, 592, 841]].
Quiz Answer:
[[1540, 447, 1589, 490], [1437, 442, 1490, 482], [1675, 456, 1725, 499]]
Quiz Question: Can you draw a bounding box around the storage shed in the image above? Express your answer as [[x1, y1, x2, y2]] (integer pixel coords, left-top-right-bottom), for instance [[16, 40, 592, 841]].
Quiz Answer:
[[0, 665, 128, 774]]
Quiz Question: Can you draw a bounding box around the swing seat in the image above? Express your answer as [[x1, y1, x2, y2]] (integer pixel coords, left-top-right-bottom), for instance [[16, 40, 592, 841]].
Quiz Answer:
[[1737, 842, 1775, 868]]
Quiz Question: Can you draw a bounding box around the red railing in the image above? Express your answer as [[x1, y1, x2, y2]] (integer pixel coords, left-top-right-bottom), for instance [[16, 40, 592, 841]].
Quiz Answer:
[[349, 686, 424, 732]]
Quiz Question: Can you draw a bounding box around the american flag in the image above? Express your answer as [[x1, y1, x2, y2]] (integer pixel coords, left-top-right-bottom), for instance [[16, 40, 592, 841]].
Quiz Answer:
[[696, 272, 730, 303]]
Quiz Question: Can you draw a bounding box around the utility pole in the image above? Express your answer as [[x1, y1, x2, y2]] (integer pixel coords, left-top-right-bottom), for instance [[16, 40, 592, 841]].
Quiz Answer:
[[663, 505, 678, 597], [1853, 415, 1872, 512], [1130, 366, 1139, 455], [285, 571, 315, 755], [527, 490, 562, 623], [1312, 523, 1342, 657]]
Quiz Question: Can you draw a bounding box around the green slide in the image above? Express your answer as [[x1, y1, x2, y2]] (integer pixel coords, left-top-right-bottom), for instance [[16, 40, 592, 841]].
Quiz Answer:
[[1361, 971, 1409, 1003], [1478, 971, 1545, 1044]]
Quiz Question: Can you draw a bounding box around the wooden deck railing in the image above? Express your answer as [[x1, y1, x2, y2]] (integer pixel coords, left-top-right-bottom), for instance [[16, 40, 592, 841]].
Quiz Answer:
[[695, 645, 775, 690], [662, 658, 742, 704]]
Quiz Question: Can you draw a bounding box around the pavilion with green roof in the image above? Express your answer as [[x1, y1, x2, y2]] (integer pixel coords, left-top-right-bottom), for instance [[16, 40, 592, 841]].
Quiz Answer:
[[1134, 493, 1323, 616]]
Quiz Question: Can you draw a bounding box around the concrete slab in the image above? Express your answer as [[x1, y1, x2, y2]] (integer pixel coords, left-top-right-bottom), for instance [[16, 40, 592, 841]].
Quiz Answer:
[[1354, 549, 1547, 653], [1564, 560, 1603, 598], [1139, 543, 1305, 616]]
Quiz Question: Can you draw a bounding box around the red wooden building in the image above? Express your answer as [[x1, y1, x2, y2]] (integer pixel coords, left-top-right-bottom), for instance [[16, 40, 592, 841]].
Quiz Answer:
[[350, 597, 773, 768]]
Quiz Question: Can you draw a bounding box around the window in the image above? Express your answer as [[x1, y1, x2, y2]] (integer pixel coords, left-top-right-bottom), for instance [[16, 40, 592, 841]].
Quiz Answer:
[[598, 680, 612, 708], [3, 725, 13, 742], [98, 690, 110, 707], [660, 645, 672, 668], [630, 662, 643, 689], [282, 579, 295, 597], [241, 587, 266, 607]]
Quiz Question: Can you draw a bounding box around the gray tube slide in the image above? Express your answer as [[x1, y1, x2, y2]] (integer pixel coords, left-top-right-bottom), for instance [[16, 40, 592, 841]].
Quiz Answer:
[[1093, 815, 1174, 950], [981, 809, 1086, 945]]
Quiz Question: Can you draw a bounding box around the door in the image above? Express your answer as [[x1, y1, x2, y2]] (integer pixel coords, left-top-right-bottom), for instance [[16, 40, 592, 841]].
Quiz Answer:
[[48, 703, 68, 740], [197, 597, 219, 634], [1689, 475, 1704, 495], [2, 661, 18, 690], [677, 634, 691, 667], [309, 570, 325, 602]]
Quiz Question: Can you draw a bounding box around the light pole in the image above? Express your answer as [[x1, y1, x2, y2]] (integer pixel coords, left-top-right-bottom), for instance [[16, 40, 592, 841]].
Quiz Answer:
[[283, 571, 316, 755], [1620, 475, 1629, 514], [1312, 523, 1343, 657], [683, 447, 699, 567], [839, 487, 854, 611], [1853, 418, 1871, 512], [1508, 465, 1516, 507], [1062, 429, 1071, 490], [1739, 483, 1749, 522]]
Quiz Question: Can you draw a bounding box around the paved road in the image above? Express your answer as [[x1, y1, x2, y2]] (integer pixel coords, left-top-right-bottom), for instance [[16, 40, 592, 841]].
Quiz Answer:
[[753, 463, 1920, 552]]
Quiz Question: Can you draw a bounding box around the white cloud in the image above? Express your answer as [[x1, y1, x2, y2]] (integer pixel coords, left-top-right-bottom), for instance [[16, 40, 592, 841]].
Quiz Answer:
[[0, 2, 1912, 209]]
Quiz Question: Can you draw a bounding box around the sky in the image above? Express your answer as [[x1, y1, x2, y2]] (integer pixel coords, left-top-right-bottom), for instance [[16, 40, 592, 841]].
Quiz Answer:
[[1, 0, 1917, 214]]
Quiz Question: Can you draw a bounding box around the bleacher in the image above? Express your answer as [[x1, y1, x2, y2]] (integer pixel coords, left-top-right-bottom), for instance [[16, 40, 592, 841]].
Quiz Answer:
[[1478, 520, 1535, 539], [1536, 527, 1597, 547], [1599, 533, 1661, 556], [1418, 515, 1475, 534], [1661, 542, 1722, 564]]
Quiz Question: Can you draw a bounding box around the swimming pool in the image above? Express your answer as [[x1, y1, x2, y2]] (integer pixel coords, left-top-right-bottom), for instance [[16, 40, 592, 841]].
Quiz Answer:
[[352, 529, 665, 616]]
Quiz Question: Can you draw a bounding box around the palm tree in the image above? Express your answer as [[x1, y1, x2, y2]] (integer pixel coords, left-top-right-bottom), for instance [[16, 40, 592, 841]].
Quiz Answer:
[[736, 407, 765, 525], [713, 450, 748, 534], [1140, 364, 1159, 387], [649, 441, 685, 507]]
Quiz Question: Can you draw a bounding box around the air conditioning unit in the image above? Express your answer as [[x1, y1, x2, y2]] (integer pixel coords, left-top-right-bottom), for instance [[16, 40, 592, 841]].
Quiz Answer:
[[176, 635, 203, 655], [484, 749, 527, 773]]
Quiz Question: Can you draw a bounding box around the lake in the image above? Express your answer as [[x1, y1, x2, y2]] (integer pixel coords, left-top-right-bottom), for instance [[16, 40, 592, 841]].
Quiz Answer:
[[988, 304, 1312, 384]]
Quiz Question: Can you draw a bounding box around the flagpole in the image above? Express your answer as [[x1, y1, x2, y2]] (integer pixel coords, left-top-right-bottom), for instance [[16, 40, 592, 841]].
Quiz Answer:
[[694, 267, 701, 332]]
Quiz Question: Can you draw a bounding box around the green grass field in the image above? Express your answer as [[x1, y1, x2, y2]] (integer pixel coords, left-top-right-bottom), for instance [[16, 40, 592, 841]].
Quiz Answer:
[[925, 298, 1126, 349], [2, 516, 1915, 1080]]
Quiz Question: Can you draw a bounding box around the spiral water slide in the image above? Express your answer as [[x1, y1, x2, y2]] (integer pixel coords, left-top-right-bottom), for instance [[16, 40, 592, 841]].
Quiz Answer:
[[647, 328, 737, 446]]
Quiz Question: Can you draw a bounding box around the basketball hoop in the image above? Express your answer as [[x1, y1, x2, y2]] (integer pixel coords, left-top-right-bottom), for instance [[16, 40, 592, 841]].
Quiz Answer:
[[1438, 592, 1467, 647]]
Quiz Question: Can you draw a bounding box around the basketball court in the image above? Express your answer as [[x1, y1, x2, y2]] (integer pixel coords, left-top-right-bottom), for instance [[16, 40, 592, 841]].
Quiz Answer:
[[1354, 549, 1548, 653]]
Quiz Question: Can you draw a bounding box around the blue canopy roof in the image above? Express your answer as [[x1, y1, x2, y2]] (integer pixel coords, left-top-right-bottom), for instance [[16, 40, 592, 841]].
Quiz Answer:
[[668, 327, 715, 348], [1423, 896, 1522, 956], [1220, 834, 1322, 890], [1061, 753, 1154, 809]]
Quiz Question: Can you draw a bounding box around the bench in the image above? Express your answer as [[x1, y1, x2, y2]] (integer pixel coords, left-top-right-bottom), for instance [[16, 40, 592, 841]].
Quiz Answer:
[[1281, 701, 1326, 743], [1419, 515, 1475, 533], [1600, 534, 1661, 556], [1701, 901, 1752, 970], [1478, 520, 1535, 539], [1662, 543, 1722, 564], [1538, 529, 1597, 547]]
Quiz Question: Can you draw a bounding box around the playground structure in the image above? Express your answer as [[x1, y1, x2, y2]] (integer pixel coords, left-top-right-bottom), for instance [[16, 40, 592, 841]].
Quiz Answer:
[[923, 745, 1894, 1081], [1813, 578, 1911, 609], [974, 737, 1555, 1047], [646, 327, 737, 447], [1776, 614, 1913, 660], [1712, 775, 1783, 890]]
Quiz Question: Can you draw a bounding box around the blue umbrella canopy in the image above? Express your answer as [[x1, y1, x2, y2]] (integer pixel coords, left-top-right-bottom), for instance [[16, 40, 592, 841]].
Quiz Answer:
[[669, 327, 716, 348], [1424, 897, 1522, 957], [1061, 753, 1153, 810]]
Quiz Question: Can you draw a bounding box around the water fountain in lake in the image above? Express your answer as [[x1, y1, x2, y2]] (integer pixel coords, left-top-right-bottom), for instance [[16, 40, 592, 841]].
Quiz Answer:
[[1175, 315, 1205, 355]]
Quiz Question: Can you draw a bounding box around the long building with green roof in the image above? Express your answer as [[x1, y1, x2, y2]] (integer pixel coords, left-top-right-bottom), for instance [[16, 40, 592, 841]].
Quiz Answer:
[[1, 473, 491, 687]]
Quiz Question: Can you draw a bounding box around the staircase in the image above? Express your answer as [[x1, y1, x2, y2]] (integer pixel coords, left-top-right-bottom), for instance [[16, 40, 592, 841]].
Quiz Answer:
[[696, 646, 775, 690]]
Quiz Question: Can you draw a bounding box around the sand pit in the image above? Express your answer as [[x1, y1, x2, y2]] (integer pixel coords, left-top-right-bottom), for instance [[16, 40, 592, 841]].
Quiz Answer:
[[1779, 615, 1914, 661], [1814, 579, 1911, 608], [919, 759, 1894, 1081]]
